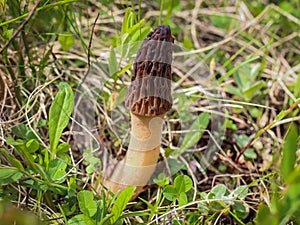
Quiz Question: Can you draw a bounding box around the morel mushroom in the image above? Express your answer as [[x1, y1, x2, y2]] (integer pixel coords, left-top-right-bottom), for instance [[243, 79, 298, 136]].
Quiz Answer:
[[104, 24, 174, 194]]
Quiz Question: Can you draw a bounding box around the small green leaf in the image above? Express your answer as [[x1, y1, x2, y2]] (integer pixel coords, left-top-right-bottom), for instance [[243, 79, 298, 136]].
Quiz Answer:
[[234, 134, 253, 149], [178, 192, 188, 206], [174, 175, 193, 193], [6, 139, 38, 172], [244, 148, 257, 159], [49, 82, 74, 157], [154, 173, 170, 187], [163, 185, 178, 201], [48, 159, 67, 181], [108, 48, 118, 77], [232, 202, 248, 219], [56, 142, 70, 154], [210, 15, 233, 30], [121, 8, 135, 34], [281, 123, 298, 181], [254, 204, 274, 224], [110, 186, 135, 224], [244, 80, 265, 99], [59, 33, 75, 51], [225, 117, 238, 131], [11, 124, 38, 141], [67, 214, 95, 225], [77, 190, 98, 217], [0, 148, 24, 171], [230, 185, 248, 200], [83, 149, 100, 174], [0, 167, 23, 185], [25, 139, 40, 153], [208, 184, 227, 199], [294, 72, 300, 97], [177, 112, 210, 156]]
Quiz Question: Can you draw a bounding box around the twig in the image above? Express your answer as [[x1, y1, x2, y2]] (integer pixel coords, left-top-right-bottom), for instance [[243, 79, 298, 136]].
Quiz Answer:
[[235, 99, 300, 164], [76, 12, 100, 91], [0, 0, 43, 54]]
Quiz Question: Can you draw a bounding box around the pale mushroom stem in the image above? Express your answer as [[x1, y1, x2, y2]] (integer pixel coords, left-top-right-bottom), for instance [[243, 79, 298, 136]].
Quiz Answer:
[[104, 113, 164, 193]]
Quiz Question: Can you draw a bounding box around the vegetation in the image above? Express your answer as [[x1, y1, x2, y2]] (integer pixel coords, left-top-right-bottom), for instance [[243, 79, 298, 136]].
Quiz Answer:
[[0, 0, 299, 224]]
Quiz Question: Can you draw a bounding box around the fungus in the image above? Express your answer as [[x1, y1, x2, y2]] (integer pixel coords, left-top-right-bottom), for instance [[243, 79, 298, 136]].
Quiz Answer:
[[103, 24, 174, 194]]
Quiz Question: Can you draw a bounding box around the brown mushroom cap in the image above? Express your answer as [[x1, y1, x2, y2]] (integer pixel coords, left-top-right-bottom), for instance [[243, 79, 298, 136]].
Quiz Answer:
[[125, 24, 174, 117]]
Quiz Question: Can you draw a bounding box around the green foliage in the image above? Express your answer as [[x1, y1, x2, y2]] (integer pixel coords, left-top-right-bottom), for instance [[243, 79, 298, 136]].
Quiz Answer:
[[78, 190, 98, 218], [175, 112, 210, 157], [0, 167, 22, 186], [163, 175, 193, 206], [154, 173, 170, 187], [224, 63, 265, 101], [255, 123, 300, 224], [110, 186, 136, 224], [200, 184, 250, 221], [210, 15, 239, 31], [59, 33, 75, 51], [49, 82, 74, 158], [83, 149, 101, 174], [281, 124, 298, 181]]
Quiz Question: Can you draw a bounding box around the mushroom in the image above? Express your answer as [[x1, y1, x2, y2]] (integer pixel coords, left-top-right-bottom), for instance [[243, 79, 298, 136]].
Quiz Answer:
[[103, 24, 174, 194]]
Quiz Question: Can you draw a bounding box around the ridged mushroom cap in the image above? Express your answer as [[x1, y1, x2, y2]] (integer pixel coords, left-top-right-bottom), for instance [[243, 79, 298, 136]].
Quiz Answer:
[[125, 24, 174, 116]]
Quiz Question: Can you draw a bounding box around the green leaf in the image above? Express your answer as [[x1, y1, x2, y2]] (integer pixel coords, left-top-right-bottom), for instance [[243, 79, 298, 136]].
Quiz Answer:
[[6, 138, 38, 172], [108, 47, 118, 77], [56, 142, 70, 154], [208, 184, 227, 199], [177, 112, 210, 156], [232, 202, 248, 219], [110, 186, 135, 224], [47, 159, 67, 181], [11, 124, 38, 141], [294, 72, 300, 97], [234, 134, 252, 149], [153, 173, 170, 187], [178, 192, 188, 206], [25, 139, 40, 153], [59, 33, 75, 51], [244, 148, 257, 160], [77, 190, 98, 217], [83, 149, 100, 174], [174, 175, 193, 193], [217, 56, 259, 84], [67, 214, 95, 225], [230, 185, 248, 200], [163, 185, 178, 201], [210, 15, 233, 30], [224, 84, 244, 99], [254, 204, 275, 224], [121, 8, 135, 34], [281, 123, 299, 181], [0, 167, 23, 185], [243, 80, 265, 99], [0, 148, 24, 171], [49, 82, 74, 157]]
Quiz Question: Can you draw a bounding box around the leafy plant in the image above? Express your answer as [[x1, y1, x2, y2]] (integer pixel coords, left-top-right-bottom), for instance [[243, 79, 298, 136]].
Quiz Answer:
[[67, 187, 136, 225], [224, 63, 265, 101], [255, 123, 300, 224], [199, 184, 250, 222], [163, 175, 193, 206]]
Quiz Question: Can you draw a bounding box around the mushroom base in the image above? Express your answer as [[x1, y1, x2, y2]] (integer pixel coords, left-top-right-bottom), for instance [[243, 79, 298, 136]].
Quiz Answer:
[[101, 112, 165, 195]]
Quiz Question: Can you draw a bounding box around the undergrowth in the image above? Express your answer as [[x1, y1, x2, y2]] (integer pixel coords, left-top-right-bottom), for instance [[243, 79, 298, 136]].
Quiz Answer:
[[0, 0, 300, 224]]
